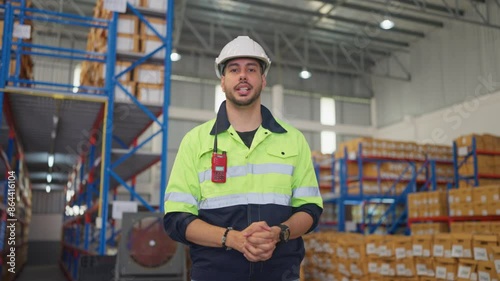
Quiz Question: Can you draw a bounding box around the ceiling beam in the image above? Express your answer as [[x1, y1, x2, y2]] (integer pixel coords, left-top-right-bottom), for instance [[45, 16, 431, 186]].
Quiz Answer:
[[231, 0, 424, 38], [367, 0, 500, 30], [318, 0, 444, 27], [188, 4, 410, 48]]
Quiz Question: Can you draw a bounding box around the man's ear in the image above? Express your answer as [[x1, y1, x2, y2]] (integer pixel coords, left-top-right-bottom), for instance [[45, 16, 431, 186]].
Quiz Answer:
[[262, 75, 267, 88], [221, 76, 225, 92]]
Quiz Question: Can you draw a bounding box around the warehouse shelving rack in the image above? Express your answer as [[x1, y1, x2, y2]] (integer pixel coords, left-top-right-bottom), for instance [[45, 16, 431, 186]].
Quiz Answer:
[[0, 120, 32, 280], [453, 135, 500, 187], [396, 135, 500, 233], [318, 143, 453, 234], [0, 1, 175, 280], [403, 135, 500, 233], [0, 1, 33, 279]]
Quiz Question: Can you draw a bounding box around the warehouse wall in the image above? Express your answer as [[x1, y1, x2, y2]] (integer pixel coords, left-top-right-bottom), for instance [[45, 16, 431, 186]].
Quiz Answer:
[[372, 5, 500, 128], [374, 89, 500, 144], [28, 191, 65, 266]]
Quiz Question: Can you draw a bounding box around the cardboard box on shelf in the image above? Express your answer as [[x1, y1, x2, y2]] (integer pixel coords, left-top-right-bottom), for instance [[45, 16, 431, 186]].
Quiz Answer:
[[475, 222, 491, 234], [459, 202, 475, 217], [473, 186, 489, 204], [495, 156, 500, 170], [133, 64, 164, 84], [434, 257, 458, 281], [410, 192, 423, 207], [455, 134, 485, 150], [451, 233, 473, 259], [449, 204, 461, 217], [141, 0, 168, 12], [415, 256, 435, 277], [483, 185, 500, 202], [474, 203, 489, 216], [114, 81, 137, 102], [395, 258, 416, 277], [365, 235, 384, 257], [412, 235, 433, 257], [433, 234, 453, 258], [459, 188, 474, 203], [393, 236, 413, 260], [140, 17, 167, 38], [378, 259, 396, 277], [476, 261, 499, 281], [482, 134, 498, 151], [429, 204, 448, 217], [140, 36, 166, 59], [115, 33, 141, 53], [473, 234, 498, 261], [490, 246, 500, 272], [137, 83, 164, 104], [490, 222, 500, 234], [456, 259, 477, 281], [448, 188, 461, 204], [419, 277, 437, 281], [117, 14, 140, 35], [450, 222, 464, 233], [459, 181, 474, 189]]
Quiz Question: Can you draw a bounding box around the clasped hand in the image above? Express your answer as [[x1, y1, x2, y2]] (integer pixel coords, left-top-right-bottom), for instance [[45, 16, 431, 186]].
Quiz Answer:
[[231, 221, 280, 262]]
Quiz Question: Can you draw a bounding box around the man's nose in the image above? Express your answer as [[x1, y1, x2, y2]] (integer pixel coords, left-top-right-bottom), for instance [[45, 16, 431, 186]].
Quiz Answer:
[[239, 71, 248, 80]]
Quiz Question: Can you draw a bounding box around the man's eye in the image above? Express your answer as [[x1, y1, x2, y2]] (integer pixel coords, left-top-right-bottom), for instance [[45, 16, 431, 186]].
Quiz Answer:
[[229, 68, 237, 73], [248, 68, 256, 72]]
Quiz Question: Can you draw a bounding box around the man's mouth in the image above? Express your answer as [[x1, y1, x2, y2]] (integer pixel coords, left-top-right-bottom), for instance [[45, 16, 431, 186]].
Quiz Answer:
[[235, 84, 251, 94]]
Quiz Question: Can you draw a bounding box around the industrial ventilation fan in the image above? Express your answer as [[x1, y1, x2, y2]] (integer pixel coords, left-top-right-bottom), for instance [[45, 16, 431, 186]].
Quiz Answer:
[[116, 212, 186, 281]]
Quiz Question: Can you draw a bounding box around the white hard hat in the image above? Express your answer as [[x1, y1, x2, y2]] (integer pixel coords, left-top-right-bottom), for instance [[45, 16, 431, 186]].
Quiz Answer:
[[215, 36, 271, 78]]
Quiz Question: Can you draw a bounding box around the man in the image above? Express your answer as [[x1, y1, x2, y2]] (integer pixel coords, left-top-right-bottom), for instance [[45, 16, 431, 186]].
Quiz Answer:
[[163, 36, 323, 281]]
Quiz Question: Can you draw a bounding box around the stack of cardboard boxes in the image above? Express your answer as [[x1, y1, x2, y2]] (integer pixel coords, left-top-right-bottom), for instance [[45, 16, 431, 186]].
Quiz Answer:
[[303, 231, 500, 281], [81, 0, 168, 104], [455, 133, 500, 185], [316, 138, 454, 197], [408, 184, 500, 234], [448, 185, 500, 217]]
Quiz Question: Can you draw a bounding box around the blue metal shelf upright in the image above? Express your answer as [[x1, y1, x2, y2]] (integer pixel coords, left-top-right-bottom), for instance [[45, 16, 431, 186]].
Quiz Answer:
[[0, 1, 175, 280]]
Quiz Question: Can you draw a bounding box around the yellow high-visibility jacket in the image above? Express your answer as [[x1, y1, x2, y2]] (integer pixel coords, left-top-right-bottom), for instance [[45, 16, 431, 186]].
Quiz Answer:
[[164, 101, 323, 281]]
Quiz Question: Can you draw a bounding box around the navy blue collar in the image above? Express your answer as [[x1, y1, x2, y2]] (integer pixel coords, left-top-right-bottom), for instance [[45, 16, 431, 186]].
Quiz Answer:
[[210, 101, 287, 135]]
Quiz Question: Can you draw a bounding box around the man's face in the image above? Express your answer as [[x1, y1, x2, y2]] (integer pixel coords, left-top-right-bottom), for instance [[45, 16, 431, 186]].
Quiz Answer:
[[221, 58, 267, 107]]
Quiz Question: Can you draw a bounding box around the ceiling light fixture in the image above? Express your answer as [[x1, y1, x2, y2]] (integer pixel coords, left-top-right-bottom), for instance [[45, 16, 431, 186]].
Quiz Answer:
[[380, 19, 395, 30], [47, 173, 52, 183], [299, 68, 312, 79], [170, 49, 181, 62], [46, 185, 51, 193], [48, 154, 54, 168]]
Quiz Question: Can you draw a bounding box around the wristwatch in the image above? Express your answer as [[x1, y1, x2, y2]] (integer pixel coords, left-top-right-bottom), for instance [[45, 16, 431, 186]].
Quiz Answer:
[[278, 224, 290, 243]]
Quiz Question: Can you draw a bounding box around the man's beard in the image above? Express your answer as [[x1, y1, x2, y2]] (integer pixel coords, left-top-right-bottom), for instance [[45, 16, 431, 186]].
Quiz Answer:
[[224, 85, 262, 107]]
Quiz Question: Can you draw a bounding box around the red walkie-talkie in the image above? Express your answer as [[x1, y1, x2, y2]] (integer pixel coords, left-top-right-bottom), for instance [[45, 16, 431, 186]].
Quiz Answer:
[[211, 119, 227, 183], [211, 151, 227, 183]]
